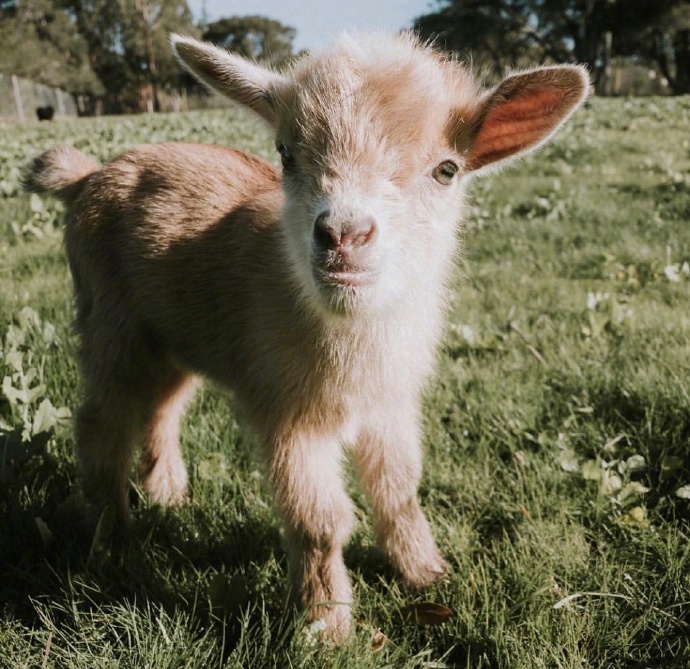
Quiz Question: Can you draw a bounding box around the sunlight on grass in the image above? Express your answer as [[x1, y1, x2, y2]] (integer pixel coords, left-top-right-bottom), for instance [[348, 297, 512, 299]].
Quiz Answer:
[[2, 98, 690, 667]]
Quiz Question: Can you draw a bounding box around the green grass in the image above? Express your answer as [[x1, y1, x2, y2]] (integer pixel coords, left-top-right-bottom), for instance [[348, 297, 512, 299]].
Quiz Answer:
[[2, 98, 690, 668]]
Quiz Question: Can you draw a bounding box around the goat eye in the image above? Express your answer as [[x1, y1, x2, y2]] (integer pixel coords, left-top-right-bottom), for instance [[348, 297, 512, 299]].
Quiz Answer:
[[433, 160, 459, 185], [277, 143, 295, 171]]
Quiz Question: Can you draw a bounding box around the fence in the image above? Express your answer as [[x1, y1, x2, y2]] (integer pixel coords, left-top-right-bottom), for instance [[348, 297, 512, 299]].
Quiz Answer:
[[0, 74, 78, 122], [157, 88, 236, 113], [1, 63, 669, 124]]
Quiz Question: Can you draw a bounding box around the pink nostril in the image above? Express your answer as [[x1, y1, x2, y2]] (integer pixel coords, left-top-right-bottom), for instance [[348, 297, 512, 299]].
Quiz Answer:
[[340, 216, 378, 249], [314, 211, 379, 253]]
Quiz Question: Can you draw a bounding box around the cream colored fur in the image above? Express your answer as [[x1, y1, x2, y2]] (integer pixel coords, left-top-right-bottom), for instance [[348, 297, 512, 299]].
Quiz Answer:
[[24, 32, 589, 643]]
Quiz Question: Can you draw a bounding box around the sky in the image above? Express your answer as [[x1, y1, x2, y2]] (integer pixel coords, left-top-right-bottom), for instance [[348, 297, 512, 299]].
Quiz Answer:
[[186, 0, 436, 52]]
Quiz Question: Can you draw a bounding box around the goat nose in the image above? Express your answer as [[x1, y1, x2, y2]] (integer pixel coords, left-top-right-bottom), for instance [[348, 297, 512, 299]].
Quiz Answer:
[[313, 210, 339, 251], [313, 211, 379, 252], [341, 215, 378, 249]]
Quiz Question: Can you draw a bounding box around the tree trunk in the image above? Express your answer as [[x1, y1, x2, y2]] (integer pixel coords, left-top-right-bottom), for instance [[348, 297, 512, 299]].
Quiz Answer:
[[673, 28, 690, 95], [596, 31, 613, 95], [653, 31, 677, 93], [136, 0, 159, 112]]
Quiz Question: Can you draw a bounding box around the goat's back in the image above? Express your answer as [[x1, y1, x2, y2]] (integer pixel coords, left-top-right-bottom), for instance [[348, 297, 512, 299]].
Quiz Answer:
[[51, 142, 435, 439], [63, 144, 310, 408]]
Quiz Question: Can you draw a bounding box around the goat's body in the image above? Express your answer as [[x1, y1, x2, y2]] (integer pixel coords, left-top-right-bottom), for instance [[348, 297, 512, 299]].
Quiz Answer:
[[39, 141, 449, 640], [67, 143, 286, 409], [64, 142, 443, 440], [25, 31, 588, 643]]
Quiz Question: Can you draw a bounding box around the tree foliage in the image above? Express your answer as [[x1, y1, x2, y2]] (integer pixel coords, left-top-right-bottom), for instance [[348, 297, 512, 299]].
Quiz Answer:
[[415, 1, 549, 76], [0, 0, 199, 113], [0, 0, 102, 94], [64, 0, 200, 112], [203, 15, 296, 63], [415, 0, 690, 94], [0, 2, 299, 112], [612, 0, 690, 94]]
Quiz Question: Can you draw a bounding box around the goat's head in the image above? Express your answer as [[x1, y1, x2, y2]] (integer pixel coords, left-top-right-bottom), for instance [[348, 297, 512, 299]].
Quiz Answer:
[[172, 33, 589, 317]]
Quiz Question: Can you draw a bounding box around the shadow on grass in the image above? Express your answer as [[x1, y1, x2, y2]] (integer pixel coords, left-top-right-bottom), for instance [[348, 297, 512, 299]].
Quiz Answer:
[[0, 455, 430, 662], [0, 456, 291, 657]]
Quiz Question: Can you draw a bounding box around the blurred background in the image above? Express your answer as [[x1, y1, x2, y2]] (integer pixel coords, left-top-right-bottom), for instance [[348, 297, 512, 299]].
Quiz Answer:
[[0, 1, 689, 119]]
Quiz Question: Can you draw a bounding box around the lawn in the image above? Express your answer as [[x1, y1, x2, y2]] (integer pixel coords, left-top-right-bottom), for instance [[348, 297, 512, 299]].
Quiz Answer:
[[1, 97, 690, 668]]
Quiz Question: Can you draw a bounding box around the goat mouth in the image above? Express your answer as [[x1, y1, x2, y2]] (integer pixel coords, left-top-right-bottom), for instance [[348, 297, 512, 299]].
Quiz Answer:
[[313, 267, 376, 288]]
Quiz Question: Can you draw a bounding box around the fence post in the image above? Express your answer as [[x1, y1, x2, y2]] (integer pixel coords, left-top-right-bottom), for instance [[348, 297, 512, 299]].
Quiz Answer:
[[11, 74, 25, 122], [56, 88, 66, 116]]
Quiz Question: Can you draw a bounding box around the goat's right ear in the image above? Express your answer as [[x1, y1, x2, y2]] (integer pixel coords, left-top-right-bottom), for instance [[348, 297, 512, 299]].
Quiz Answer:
[[461, 65, 590, 176], [170, 34, 289, 125]]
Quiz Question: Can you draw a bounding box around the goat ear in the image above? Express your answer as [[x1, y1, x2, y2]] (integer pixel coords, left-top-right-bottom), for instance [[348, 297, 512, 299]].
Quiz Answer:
[[464, 66, 590, 175], [170, 34, 289, 125]]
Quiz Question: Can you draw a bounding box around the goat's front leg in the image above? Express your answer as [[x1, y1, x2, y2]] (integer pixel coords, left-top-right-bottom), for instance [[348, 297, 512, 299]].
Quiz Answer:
[[353, 411, 448, 588], [267, 432, 355, 643]]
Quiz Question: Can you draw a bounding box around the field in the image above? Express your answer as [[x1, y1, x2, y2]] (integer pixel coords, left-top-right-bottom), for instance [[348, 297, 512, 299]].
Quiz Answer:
[[1, 97, 690, 668]]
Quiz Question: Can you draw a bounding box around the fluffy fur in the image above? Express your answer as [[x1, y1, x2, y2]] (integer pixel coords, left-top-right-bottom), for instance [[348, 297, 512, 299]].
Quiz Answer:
[[24, 32, 589, 643]]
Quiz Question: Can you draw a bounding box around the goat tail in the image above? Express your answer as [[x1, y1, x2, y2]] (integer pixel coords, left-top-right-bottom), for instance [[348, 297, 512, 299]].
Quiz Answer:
[[22, 146, 100, 204]]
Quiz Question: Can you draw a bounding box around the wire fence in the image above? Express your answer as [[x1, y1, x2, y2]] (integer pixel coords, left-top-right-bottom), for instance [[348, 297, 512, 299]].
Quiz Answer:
[[0, 74, 78, 123]]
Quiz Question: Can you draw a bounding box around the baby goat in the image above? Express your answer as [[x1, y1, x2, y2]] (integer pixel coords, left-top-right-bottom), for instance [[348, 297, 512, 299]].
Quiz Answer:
[[24, 32, 588, 642]]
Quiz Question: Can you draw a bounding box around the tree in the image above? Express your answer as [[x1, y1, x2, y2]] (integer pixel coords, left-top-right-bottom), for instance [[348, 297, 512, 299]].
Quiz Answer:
[[415, 0, 616, 80], [661, 4, 690, 94], [0, 0, 199, 113], [116, 0, 200, 112], [0, 0, 102, 95], [613, 0, 690, 94], [414, 0, 690, 93], [60, 0, 132, 112], [415, 0, 554, 78], [62, 0, 199, 112], [1, 4, 302, 111], [203, 15, 296, 62]]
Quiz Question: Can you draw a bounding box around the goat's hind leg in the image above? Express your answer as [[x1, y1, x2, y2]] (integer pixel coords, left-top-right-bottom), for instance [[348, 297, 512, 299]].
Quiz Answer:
[[138, 372, 199, 507], [76, 368, 197, 531], [75, 382, 143, 530], [73, 292, 193, 527]]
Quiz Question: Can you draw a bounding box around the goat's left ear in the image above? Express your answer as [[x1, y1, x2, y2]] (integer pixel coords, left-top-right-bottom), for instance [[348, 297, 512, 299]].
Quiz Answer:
[[171, 34, 289, 125], [464, 66, 590, 175]]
